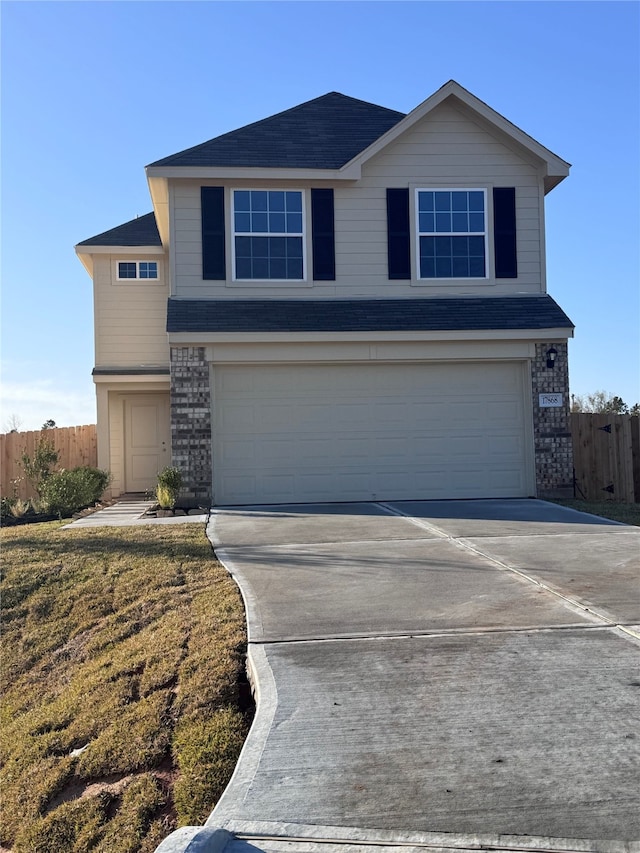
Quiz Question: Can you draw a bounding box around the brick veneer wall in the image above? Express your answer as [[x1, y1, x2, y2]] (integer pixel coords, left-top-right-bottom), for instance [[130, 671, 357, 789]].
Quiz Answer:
[[170, 346, 212, 504], [531, 342, 574, 498]]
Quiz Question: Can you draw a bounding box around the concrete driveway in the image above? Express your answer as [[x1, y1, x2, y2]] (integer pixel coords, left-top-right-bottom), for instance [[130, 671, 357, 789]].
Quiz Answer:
[[205, 500, 640, 852]]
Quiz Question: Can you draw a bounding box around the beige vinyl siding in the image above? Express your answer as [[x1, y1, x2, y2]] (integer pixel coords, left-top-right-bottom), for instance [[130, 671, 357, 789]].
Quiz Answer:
[[93, 255, 170, 367], [171, 99, 545, 299], [108, 391, 125, 494]]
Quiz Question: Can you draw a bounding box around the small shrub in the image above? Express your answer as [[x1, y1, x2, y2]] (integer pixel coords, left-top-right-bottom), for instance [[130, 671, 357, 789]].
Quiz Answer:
[[156, 467, 182, 509], [20, 436, 59, 498], [9, 499, 31, 518], [1, 496, 15, 518], [41, 467, 111, 517]]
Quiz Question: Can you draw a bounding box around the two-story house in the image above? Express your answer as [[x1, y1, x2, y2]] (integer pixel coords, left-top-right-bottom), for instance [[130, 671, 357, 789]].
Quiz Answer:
[[76, 80, 574, 506]]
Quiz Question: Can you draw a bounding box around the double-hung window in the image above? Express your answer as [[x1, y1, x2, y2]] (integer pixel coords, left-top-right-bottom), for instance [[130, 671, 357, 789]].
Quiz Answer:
[[117, 261, 158, 280], [233, 190, 304, 280], [417, 189, 486, 279]]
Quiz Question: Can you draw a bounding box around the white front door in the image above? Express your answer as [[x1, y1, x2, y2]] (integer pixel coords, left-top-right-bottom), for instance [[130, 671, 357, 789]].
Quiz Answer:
[[124, 395, 170, 493]]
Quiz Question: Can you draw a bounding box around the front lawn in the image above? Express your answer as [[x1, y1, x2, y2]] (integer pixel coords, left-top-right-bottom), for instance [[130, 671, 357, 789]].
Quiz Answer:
[[0, 522, 251, 852], [550, 499, 640, 527]]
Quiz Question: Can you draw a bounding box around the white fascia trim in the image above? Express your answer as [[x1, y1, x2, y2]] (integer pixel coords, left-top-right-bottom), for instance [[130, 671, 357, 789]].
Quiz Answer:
[[168, 327, 573, 345], [147, 176, 170, 246], [145, 165, 361, 181], [75, 245, 165, 256], [93, 373, 170, 385], [341, 80, 570, 187]]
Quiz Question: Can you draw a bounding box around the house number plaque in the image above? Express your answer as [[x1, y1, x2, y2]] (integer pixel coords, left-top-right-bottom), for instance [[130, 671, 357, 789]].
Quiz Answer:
[[539, 393, 563, 407]]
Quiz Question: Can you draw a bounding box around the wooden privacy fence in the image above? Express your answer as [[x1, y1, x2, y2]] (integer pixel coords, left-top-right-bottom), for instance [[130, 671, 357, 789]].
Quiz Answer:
[[0, 425, 97, 501], [571, 413, 640, 503]]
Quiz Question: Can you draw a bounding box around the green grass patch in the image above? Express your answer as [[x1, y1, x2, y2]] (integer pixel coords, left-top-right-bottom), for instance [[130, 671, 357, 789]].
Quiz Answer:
[[0, 522, 251, 851], [550, 499, 640, 527]]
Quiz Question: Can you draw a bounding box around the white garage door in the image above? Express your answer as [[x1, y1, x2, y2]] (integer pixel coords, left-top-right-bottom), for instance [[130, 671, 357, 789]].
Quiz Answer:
[[213, 362, 531, 505]]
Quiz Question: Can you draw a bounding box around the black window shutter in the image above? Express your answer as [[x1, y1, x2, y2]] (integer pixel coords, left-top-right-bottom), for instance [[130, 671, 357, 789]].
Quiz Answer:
[[387, 188, 411, 279], [311, 188, 335, 281], [493, 187, 517, 279], [201, 187, 226, 280]]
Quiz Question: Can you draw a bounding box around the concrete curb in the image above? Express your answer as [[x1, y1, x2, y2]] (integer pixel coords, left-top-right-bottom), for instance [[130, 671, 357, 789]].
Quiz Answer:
[[154, 826, 231, 852]]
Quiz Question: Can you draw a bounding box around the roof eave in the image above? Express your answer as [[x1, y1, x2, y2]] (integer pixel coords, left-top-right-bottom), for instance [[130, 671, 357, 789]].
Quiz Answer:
[[168, 327, 574, 345], [145, 164, 362, 181]]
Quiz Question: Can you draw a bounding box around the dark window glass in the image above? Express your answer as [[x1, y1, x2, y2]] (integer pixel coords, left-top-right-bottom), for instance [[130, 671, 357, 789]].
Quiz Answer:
[[234, 191, 251, 211], [451, 237, 468, 257], [452, 212, 468, 232], [469, 191, 484, 211], [435, 256, 452, 277], [253, 257, 269, 278], [287, 257, 303, 279], [469, 212, 484, 231], [419, 212, 434, 232], [286, 191, 302, 212], [419, 191, 434, 212], [252, 191, 268, 211], [286, 212, 302, 233], [420, 236, 435, 257], [469, 256, 485, 277], [469, 235, 485, 254], [435, 212, 451, 232], [235, 236, 251, 257], [420, 256, 435, 278], [270, 237, 287, 258], [252, 212, 268, 232], [270, 191, 285, 211], [236, 257, 251, 278], [252, 236, 269, 257], [435, 191, 450, 211], [451, 192, 467, 211], [452, 256, 469, 277], [434, 236, 451, 256], [235, 212, 250, 232], [234, 192, 304, 278], [287, 237, 303, 259], [269, 212, 286, 233], [270, 258, 287, 279], [118, 262, 136, 278]]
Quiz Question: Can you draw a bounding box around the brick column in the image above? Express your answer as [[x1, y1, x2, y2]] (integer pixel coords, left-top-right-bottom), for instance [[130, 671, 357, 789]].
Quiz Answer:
[[531, 342, 574, 499], [170, 347, 212, 504]]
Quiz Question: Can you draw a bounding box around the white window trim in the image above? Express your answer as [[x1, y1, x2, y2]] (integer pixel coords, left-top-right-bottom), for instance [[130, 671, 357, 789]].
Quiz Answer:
[[230, 188, 307, 283], [414, 188, 489, 282], [115, 260, 160, 282]]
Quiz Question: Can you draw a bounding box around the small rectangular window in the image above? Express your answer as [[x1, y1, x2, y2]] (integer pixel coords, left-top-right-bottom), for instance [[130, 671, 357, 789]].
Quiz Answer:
[[233, 189, 304, 280], [416, 189, 487, 279], [117, 261, 159, 280], [118, 262, 137, 279]]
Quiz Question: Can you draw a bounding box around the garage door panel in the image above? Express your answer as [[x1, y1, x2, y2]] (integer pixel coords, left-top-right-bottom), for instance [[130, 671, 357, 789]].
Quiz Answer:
[[213, 363, 531, 504]]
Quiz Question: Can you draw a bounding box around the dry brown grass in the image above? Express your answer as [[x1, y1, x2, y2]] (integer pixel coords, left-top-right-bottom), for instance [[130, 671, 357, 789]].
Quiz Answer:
[[0, 522, 251, 852], [551, 499, 640, 527]]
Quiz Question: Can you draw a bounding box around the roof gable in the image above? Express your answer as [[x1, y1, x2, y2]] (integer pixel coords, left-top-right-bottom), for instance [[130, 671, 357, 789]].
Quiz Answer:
[[76, 212, 161, 247], [345, 80, 570, 192], [147, 93, 405, 170]]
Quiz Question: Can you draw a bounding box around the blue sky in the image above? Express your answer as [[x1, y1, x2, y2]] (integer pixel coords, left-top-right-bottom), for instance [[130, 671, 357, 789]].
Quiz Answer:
[[1, 0, 638, 429]]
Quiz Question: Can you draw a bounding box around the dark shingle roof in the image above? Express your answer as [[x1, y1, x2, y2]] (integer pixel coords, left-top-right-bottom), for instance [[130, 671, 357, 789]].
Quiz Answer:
[[167, 296, 574, 334], [147, 93, 405, 170], [77, 213, 161, 247]]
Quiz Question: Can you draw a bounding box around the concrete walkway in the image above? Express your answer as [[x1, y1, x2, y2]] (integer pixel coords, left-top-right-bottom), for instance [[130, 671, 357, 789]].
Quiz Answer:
[[156, 499, 640, 853], [61, 497, 208, 528]]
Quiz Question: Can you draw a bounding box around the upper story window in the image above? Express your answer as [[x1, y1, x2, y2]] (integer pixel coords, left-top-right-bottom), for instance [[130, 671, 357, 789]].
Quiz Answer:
[[417, 190, 486, 279], [233, 190, 304, 280], [117, 261, 158, 280]]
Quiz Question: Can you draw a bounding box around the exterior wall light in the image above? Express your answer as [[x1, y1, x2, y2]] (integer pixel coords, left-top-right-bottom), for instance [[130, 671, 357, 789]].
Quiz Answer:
[[546, 347, 558, 369]]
